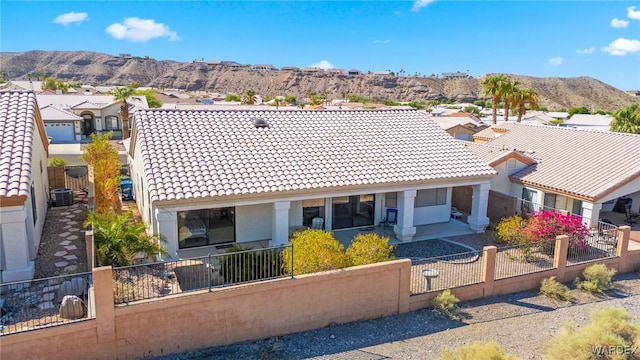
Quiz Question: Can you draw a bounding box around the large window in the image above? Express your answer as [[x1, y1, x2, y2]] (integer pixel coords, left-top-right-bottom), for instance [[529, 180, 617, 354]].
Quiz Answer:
[[544, 193, 568, 211], [522, 188, 539, 213], [385, 192, 397, 208], [177, 208, 235, 249], [302, 199, 325, 227], [105, 115, 119, 130], [415, 188, 447, 207], [332, 195, 375, 229]]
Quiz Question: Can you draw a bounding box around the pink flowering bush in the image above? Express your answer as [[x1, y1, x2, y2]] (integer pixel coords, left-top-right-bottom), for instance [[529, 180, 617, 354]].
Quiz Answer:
[[521, 210, 589, 255]]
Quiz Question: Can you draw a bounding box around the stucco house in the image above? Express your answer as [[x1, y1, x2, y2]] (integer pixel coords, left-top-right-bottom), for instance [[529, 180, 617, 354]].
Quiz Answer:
[[469, 123, 640, 227], [127, 109, 496, 259], [36, 94, 148, 143], [0, 92, 50, 282]]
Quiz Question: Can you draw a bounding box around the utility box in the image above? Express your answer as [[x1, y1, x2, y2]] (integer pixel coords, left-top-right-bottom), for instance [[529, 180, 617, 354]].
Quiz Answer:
[[120, 176, 133, 201]]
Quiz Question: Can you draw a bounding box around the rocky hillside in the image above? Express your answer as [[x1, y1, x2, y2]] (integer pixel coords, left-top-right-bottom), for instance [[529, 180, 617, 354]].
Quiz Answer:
[[2, 50, 639, 111]]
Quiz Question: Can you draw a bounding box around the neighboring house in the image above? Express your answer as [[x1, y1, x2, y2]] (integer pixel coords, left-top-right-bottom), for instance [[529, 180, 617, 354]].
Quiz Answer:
[[36, 94, 148, 142], [0, 92, 50, 282], [547, 112, 569, 120], [251, 64, 277, 71], [472, 123, 640, 227], [0, 81, 44, 92], [562, 114, 613, 131], [128, 109, 496, 258], [431, 116, 488, 141], [441, 72, 467, 79], [348, 69, 362, 76]]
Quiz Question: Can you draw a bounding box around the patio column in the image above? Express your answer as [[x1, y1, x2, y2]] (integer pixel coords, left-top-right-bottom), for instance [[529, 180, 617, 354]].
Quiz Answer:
[[156, 209, 178, 259], [468, 182, 490, 233], [394, 190, 416, 242], [582, 202, 602, 228], [1, 206, 35, 282], [272, 201, 290, 246]]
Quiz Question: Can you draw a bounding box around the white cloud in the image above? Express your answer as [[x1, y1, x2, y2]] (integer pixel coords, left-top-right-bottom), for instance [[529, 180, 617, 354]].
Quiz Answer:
[[310, 60, 334, 70], [601, 38, 640, 55], [576, 47, 595, 55], [611, 18, 629, 28], [373, 39, 391, 44], [106, 17, 179, 42], [52, 12, 88, 25], [548, 57, 564, 66], [628, 6, 640, 20], [412, 0, 436, 12]]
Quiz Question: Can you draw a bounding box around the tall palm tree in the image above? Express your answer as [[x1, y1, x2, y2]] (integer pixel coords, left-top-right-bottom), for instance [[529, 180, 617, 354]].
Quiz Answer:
[[501, 78, 519, 121], [481, 74, 508, 125], [512, 88, 539, 123], [110, 86, 136, 139], [242, 89, 257, 105], [610, 103, 640, 134], [85, 210, 167, 267]]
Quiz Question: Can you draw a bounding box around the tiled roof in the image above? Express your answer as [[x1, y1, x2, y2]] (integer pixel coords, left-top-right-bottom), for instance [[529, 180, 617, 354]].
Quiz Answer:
[[36, 94, 114, 108], [0, 92, 40, 198], [133, 109, 496, 202], [459, 140, 536, 167], [40, 105, 83, 121], [484, 123, 640, 201], [472, 126, 500, 140]]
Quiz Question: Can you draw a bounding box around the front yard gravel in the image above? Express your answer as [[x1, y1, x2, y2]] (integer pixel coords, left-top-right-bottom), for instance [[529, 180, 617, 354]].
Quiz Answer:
[[152, 272, 640, 360]]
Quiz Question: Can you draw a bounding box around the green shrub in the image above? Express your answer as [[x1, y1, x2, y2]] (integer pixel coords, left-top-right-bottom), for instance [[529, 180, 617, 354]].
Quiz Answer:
[[442, 341, 520, 360], [540, 277, 573, 302], [547, 307, 640, 360], [282, 229, 348, 275], [496, 215, 525, 244], [48, 157, 67, 167], [576, 264, 616, 295], [218, 245, 285, 284], [345, 233, 395, 266], [431, 289, 459, 318]]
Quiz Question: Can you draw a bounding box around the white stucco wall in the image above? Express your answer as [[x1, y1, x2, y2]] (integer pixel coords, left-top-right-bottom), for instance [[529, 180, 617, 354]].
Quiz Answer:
[[490, 159, 529, 195], [0, 206, 34, 282]]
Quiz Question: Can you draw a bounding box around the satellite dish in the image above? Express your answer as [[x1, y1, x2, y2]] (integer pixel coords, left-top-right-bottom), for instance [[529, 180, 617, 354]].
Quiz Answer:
[[65, 167, 88, 178]]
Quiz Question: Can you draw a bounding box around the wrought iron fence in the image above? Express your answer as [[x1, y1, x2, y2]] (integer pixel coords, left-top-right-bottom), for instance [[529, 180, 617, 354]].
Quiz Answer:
[[409, 250, 482, 295], [0, 272, 93, 335], [567, 221, 618, 266], [494, 244, 554, 280], [113, 244, 293, 305]]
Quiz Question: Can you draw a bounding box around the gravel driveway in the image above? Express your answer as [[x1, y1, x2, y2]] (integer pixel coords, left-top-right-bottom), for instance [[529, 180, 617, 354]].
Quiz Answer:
[[151, 272, 640, 360]]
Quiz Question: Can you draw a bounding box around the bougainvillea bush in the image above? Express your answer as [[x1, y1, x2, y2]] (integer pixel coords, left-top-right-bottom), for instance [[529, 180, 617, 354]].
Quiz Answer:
[[521, 210, 589, 255]]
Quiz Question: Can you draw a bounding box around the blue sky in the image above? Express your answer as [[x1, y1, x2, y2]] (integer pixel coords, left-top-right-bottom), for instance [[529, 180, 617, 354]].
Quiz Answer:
[[2, 1, 640, 90]]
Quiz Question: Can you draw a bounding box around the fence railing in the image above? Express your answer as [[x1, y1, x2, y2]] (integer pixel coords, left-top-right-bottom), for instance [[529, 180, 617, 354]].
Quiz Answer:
[[113, 245, 293, 305], [495, 244, 554, 280], [567, 222, 618, 265], [0, 272, 93, 335], [409, 250, 482, 295]]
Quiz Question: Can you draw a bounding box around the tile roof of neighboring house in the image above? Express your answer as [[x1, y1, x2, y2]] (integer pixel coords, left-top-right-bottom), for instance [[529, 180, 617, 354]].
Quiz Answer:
[[3, 81, 43, 92], [133, 109, 496, 202], [0, 92, 48, 199], [36, 94, 114, 108], [563, 114, 613, 127], [459, 140, 536, 167], [39, 105, 83, 121], [431, 116, 484, 131], [484, 123, 640, 201], [472, 126, 501, 141]]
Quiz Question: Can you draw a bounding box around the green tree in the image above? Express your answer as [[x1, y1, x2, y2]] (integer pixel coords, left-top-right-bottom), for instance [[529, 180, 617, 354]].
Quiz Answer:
[[85, 210, 167, 267], [568, 106, 590, 117], [284, 95, 296, 104], [242, 89, 257, 105], [42, 77, 58, 91], [110, 86, 136, 138], [225, 93, 242, 102], [481, 74, 509, 124], [511, 88, 539, 123], [82, 132, 121, 214], [501, 77, 519, 121], [610, 103, 640, 134], [345, 233, 395, 266], [48, 157, 67, 167], [135, 89, 162, 108], [473, 99, 487, 108], [0, 70, 8, 83], [282, 229, 348, 275], [129, 81, 140, 88], [463, 105, 481, 116]]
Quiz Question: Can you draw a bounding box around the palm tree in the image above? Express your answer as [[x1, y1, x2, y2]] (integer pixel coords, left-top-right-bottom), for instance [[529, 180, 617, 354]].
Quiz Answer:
[[481, 74, 508, 125], [501, 78, 519, 121], [512, 88, 539, 123], [110, 86, 136, 139], [610, 104, 640, 134], [85, 210, 167, 267], [242, 89, 257, 105]]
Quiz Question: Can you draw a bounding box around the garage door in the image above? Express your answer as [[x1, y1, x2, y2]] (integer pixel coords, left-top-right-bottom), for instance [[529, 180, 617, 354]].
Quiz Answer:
[[44, 123, 74, 142]]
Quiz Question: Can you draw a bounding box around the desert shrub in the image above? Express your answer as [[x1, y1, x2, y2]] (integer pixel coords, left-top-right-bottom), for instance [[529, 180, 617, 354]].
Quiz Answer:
[[540, 276, 573, 302], [218, 245, 285, 284], [576, 263, 616, 294], [431, 289, 459, 318], [496, 215, 526, 244], [346, 233, 395, 266], [48, 157, 67, 167], [442, 341, 520, 360], [282, 229, 348, 275], [547, 307, 640, 360]]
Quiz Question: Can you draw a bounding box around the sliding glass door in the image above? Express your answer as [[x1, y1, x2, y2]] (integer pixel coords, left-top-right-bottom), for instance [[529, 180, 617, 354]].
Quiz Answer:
[[332, 195, 375, 229]]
